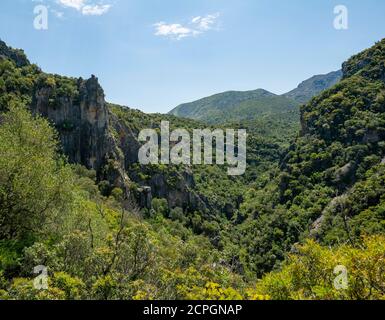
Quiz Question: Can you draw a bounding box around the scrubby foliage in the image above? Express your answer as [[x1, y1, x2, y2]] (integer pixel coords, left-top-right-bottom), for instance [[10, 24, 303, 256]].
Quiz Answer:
[[0, 105, 251, 300], [254, 236, 385, 300], [2, 38, 385, 300]]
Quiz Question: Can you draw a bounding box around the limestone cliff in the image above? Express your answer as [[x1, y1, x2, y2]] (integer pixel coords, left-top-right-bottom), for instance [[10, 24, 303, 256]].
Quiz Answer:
[[0, 39, 226, 214], [32, 76, 110, 169], [30, 74, 208, 213]]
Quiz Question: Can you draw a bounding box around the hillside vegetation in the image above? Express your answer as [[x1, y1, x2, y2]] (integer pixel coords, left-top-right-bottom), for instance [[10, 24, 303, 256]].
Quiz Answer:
[[1, 38, 385, 300], [169, 89, 299, 125], [169, 71, 342, 125]]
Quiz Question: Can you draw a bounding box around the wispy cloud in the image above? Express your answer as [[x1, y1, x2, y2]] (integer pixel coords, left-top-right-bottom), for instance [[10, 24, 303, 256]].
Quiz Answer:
[[58, 0, 85, 11], [191, 13, 220, 31], [57, 0, 112, 16], [82, 4, 111, 16], [154, 22, 199, 40], [154, 13, 220, 40]]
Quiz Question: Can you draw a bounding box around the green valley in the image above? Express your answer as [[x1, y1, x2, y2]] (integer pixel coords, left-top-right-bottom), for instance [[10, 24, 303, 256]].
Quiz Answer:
[[1, 36, 385, 301]]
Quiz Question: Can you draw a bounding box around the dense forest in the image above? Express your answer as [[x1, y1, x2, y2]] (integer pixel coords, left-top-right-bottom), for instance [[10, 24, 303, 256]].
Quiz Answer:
[[1, 38, 385, 300]]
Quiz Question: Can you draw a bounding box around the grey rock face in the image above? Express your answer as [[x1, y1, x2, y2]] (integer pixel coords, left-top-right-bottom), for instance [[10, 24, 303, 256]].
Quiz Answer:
[[32, 75, 111, 171], [28, 73, 217, 213], [31, 75, 132, 196], [141, 170, 209, 213], [108, 111, 211, 213], [363, 130, 380, 144], [334, 162, 356, 185], [109, 112, 141, 167], [137, 187, 152, 209]]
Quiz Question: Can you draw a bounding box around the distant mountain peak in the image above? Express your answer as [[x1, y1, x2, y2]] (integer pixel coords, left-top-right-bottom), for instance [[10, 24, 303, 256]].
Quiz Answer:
[[168, 88, 291, 124], [169, 71, 342, 124], [283, 70, 342, 104]]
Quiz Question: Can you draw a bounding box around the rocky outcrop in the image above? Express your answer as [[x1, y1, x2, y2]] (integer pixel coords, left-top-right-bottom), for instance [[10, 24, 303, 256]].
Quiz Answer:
[[32, 76, 111, 170], [137, 187, 152, 209], [29, 73, 212, 213], [30, 75, 131, 195], [0, 40, 30, 67], [363, 130, 380, 144], [0, 39, 227, 214], [149, 170, 209, 213], [109, 111, 141, 167], [309, 195, 348, 239], [1, 40, 117, 178], [334, 162, 356, 184], [342, 39, 385, 81]]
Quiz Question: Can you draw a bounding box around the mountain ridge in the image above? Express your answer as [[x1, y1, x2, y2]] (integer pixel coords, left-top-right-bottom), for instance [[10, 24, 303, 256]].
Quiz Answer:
[[283, 70, 343, 104], [169, 71, 343, 124]]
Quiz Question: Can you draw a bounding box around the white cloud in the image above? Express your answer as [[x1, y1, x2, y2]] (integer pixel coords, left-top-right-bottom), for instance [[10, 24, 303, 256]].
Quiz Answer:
[[57, 0, 111, 16], [58, 0, 85, 10], [154, 22, 199, 40], [191, 13, 220, 31], [82, 4, 111, 15], [154, 13, 220, 40]]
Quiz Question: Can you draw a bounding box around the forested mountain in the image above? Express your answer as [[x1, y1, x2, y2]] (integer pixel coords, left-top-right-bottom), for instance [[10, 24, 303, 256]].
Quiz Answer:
[[232, 39, 385, 298], [168, 71, 342, 125], [1, 38, 385, 300], [168, 89, 298, 124], [279, 39, 385, 245]]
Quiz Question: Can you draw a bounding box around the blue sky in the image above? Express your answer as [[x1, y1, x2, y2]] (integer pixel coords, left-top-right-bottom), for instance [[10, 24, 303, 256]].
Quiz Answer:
[[1, 0, 385, 113]]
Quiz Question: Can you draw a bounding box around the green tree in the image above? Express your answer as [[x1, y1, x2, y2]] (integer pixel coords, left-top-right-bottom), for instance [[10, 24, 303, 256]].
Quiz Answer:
[[0, 104, 74, 241]]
